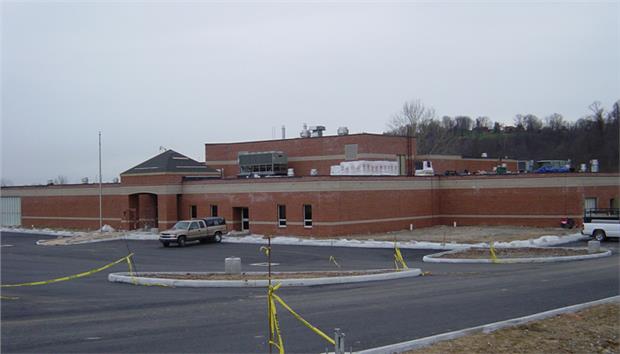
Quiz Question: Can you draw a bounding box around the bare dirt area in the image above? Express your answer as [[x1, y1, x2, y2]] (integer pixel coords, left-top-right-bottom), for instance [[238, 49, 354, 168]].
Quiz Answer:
[[439, 247, 595, 259], [138, 270, 393, 281], [347, 225, 574, 244], [405, 303, 620, 354]]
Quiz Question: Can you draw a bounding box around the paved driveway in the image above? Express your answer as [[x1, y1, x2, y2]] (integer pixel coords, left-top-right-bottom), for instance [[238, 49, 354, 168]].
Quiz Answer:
[[1, 232, 618, 353]]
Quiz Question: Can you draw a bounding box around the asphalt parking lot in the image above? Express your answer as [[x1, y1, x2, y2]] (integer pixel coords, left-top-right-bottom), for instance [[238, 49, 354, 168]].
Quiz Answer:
[[1, 232, 618, 353]]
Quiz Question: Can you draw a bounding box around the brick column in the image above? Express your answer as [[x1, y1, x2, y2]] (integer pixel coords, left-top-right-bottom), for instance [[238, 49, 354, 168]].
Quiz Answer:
[[157, 194, 179, 230]]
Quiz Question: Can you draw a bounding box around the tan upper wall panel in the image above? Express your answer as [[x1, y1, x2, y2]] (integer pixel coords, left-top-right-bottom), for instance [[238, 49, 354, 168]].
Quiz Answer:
[[1, 175, 618, 197], [437, 175, 619, 189]]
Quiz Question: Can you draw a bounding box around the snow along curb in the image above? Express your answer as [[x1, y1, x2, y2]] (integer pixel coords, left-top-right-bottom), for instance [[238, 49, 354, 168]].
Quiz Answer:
[[224, 233, 588, 250], [357, 295, 620, 354], [108, 268, 421, 288], [422, 247, 612, 263], [2, 227, 587, 250]]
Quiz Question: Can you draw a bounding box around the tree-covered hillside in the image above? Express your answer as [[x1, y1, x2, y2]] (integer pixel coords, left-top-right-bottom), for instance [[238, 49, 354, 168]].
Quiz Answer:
[[386, 100, 619, 172]]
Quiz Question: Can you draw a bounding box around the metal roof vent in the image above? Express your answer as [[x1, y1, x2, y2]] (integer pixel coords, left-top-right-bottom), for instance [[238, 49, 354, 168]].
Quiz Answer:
[[300, 124, 311, 138], [337, 127, 349, 136]]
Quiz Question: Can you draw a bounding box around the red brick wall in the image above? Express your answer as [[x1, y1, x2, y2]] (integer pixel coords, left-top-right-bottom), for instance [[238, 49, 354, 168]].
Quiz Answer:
[[437, 175, 618, 227], [177, 187, 435, 237], [20, 195, 127, 231], [5, 173, 619, 236], [205, 134, 415, 177]]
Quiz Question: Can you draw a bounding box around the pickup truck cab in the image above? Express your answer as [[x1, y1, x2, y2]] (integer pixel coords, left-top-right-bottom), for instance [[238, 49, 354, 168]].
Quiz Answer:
[[159, 217, 226, 247], [582, 208, 620, 241]]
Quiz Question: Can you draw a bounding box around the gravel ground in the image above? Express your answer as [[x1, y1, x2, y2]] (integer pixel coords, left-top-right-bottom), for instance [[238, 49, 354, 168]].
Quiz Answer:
[[346, 225, 575, 243], [404, 303, 619, 354], [439, 247, 593, 259]]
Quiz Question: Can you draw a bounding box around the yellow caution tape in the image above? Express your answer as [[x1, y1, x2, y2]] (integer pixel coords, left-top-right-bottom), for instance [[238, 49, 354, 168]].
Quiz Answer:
[[268, 283, 285, 354], [1, 253, 134, 288], [260, 246, 271, 256], [329, 256, 341, 268], [267, 282, 336, 354], [394, 242, 409, 270], [126, 256, 139, 285], [490, 241, 498, 263], [272, 293, 336, 345]]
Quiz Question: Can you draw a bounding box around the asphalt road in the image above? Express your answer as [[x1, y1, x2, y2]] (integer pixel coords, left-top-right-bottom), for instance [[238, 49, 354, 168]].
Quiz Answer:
[[1, 232, 618, 353]]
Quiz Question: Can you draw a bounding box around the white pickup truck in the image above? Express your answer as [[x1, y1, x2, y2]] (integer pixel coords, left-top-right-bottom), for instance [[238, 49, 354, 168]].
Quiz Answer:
[[582, 208, 620, 241]]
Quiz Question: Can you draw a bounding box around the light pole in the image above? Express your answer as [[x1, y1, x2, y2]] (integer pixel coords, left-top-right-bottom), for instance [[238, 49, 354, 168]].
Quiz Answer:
[[99, 131, 102, 231]]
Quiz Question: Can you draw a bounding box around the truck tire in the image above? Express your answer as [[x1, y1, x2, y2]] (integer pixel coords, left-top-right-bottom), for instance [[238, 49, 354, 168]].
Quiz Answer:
[[177, 236, 187, 247], [593, 230, 606, 242], [213, 232, 222, 243]]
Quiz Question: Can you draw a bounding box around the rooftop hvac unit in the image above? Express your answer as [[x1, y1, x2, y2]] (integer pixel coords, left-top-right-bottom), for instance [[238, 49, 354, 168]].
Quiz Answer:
[[337, 127, 349, 136], [309, 125, 326, 137], [238, 151, 288, 177]]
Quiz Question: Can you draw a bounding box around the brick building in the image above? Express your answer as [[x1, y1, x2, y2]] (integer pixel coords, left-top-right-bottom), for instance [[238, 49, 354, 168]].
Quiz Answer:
[[1, 133, 618, 236]]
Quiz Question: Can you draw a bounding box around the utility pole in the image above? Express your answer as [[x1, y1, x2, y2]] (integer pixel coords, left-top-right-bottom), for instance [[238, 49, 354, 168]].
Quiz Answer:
[[99, 131, 103, 231]]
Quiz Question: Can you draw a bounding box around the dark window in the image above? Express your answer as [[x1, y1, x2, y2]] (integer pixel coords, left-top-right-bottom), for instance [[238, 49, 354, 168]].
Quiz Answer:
[[278, 205, 287, 227], [303, 204, 312, 228], [211, 205, 218, 217], [190, 205, 197, 219], [189, 222, 199, 230], [206, 219, 214, 227]]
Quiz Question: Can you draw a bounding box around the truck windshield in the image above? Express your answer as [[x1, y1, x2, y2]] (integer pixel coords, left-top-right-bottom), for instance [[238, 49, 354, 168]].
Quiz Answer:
[[172, 221, 190, 230]]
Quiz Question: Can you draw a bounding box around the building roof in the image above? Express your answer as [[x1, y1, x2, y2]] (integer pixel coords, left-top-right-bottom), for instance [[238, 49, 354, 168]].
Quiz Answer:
[[121, 149, 219, 175]]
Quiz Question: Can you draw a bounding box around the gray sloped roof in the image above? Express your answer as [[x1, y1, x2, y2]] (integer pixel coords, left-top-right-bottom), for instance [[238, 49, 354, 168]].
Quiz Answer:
[[121, 150, 219, 175]]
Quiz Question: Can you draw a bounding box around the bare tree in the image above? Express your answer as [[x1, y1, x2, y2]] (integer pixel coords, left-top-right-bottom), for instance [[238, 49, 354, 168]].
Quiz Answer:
[[387, 99, 436, 136], [454, 116, 473, 133], [514, 114, 525, 131], [589, 101, 606, 132], [493, 121, 502, 133], [545, 113, 566, 131], [441, 116, 455, 130], [523, 114, 543, 131], [475, 116, 492, 130], [54, 175, 69, 185]]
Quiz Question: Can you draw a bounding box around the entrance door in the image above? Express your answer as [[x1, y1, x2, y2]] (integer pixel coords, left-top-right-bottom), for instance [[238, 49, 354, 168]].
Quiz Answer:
[[241, 208, 249, 231]]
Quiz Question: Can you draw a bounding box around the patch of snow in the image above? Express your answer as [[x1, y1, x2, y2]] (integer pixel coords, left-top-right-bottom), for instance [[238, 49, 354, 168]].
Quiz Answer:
[[223, 232, 588, 250], [3, 226, 587, 249], [99, 224, 115, 232]]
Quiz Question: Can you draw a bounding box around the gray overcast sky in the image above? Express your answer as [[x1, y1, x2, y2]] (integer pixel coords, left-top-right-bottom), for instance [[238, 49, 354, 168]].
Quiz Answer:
[[1, 1, 618, 185]]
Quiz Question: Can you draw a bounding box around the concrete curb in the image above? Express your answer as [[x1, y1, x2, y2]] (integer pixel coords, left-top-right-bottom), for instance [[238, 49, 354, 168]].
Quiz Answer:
[[357, 295, 620, 354], [423, 247, 612, 263], [108, 268, 422, 287]]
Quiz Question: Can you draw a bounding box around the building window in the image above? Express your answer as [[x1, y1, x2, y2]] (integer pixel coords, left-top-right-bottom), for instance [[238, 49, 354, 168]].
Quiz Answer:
[[277, 205, 287, 228], [211, 205, 218, 217], [584, 197, 597, 211], [190, 205, 197, 219], [303, 204, 312, 228], [611, 198, 618, 209]]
